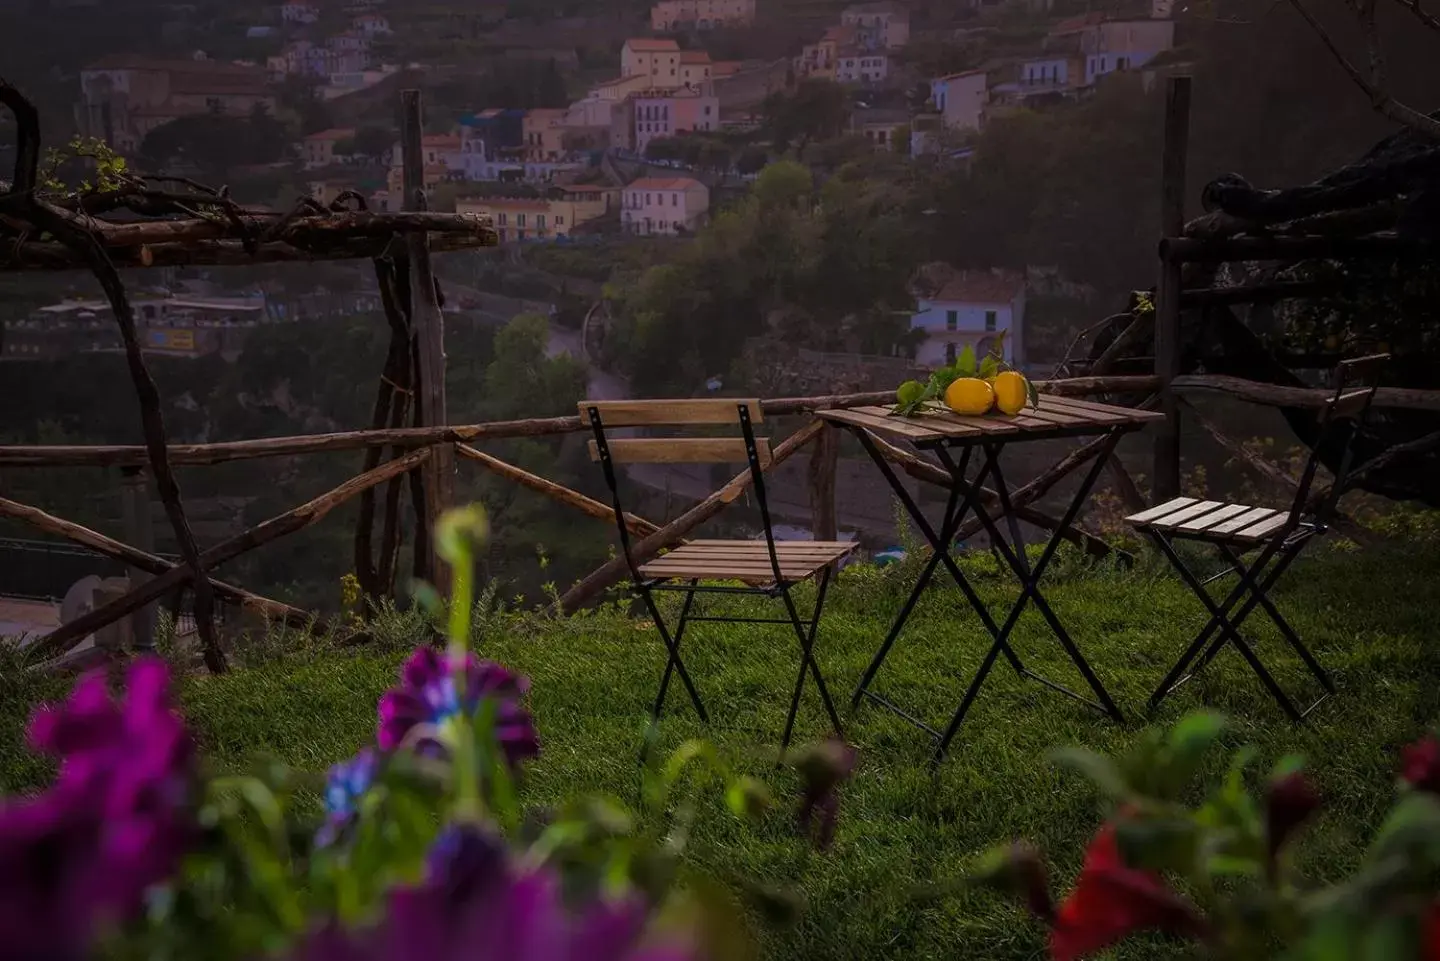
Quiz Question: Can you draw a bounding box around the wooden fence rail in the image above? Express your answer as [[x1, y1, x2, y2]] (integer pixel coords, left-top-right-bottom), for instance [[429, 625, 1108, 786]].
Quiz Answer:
[[7, 369, 1425, 671]]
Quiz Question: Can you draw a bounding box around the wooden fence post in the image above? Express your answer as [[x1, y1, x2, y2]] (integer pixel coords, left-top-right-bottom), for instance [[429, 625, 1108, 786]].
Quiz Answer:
[[809, 422, 839, 542], [1153, 75, 1191, 501], [400, 89, 454, 594]]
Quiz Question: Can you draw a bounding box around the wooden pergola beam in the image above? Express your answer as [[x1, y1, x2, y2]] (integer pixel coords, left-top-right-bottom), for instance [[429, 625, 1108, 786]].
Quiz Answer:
[[2, 232, 497, 271]]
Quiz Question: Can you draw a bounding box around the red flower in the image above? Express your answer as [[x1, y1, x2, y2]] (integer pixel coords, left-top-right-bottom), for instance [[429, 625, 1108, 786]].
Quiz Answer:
[[1049, 822, 1208, 961], [1402, 736, 1440, 795], [1265, 772, 1320, 863]]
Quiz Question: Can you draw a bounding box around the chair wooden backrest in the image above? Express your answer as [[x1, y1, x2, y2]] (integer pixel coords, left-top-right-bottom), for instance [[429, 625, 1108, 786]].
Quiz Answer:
[[582, 398, 786, 583], [1288, 353, 1389, 530]]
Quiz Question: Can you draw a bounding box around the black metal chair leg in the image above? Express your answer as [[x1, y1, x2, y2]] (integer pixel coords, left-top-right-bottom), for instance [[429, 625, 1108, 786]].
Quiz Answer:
[[1185, 548, 1282, 675], [1147, 533, 1243, 708], [1218, 545, 1334, 693], [801, 569, 844, 735], [1183, 546, 1303, 681], [1222, 630, 1306, 721], [1148, 533, 1311, 720], [651, 580, 700, 720], [638, 582, 708, 723], [778, 571, 842, 752]]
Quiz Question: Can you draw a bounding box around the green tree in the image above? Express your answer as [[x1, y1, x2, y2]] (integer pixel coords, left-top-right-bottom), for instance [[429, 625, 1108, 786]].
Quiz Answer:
[[735, 145, 768, 175], [762, 79, 850, 153], [353, 125, 396, 164], [139, 110, 291, 177], [479, 313, 588, 421]]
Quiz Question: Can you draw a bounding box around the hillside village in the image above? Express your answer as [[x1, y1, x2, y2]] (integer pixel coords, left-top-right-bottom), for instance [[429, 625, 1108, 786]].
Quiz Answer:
[[49, 0, 1183, 373]]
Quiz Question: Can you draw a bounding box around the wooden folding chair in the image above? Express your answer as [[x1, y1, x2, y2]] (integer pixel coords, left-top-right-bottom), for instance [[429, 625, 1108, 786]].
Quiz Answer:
[[1126, 354, 1389, 720], [583, 399, 857, 752]]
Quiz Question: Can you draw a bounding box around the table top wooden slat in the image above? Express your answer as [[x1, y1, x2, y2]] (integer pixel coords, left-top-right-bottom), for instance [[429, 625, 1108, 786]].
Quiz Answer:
[[1007, 404, 1094, 428], [818, 406, 958, 441], [817, 395, 1159, 444], [1042, 395, 1166, 424]]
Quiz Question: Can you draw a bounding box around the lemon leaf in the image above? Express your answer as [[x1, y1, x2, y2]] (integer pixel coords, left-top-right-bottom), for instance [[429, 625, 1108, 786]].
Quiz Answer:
[[979, 355, 998, 380], [1026, 379, 1040, 409], [957, 346, 977, 377]]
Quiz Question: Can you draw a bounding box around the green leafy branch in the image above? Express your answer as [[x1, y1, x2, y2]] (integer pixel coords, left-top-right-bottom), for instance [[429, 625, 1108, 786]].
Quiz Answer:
[[892, 332, 1037, 417], [38, 135, 130, 195]]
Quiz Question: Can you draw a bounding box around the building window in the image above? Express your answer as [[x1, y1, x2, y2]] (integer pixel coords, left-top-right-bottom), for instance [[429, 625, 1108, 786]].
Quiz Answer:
[[946, 310, 958, 331], [945, 342, 956, 364], [498, 213, 507, 225], [555, 215, 564, 225], [985, 310, 997, 332], [537, 214, 546, 228], [517, 213, 527, 227], [672, 193, 678, 206]]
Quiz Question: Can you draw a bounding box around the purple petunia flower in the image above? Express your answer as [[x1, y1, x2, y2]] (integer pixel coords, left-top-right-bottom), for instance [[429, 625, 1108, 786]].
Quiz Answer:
[[287, 825, 693, 961], [317, 748, 380, 847], [0, 658, 195, 961], [377, 648, 538, 767]]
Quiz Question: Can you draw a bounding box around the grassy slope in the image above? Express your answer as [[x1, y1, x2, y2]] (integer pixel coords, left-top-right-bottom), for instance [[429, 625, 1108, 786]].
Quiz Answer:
[[4, 541, 1438, 959]]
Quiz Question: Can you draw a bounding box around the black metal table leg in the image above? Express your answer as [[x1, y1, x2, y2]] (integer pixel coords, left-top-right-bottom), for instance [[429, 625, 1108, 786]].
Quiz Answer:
[[848, 431, 1027, 728], [845, 424, 1127, 761], [930, 433, 1126, 761]]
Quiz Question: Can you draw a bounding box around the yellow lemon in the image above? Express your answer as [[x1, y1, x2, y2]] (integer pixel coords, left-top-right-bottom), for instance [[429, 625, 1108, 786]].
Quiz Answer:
[[992, 370, 1030, 415], [944, 377, 994, 416]]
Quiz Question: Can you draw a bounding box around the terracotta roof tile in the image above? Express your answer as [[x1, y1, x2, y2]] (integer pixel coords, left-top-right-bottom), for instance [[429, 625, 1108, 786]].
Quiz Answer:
[[305, 127, 356, 141], [930, 270, 1025, 304], [1049, 11, 1105, 34], [625, 176, 706, 190], [625, 38, 682, 51]]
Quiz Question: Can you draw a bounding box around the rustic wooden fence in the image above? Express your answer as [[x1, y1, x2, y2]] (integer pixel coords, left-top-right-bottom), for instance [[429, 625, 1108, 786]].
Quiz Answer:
[[7, 368, 1440, 676]]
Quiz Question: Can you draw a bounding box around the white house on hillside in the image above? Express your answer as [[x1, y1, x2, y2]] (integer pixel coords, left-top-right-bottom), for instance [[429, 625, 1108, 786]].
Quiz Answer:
[[621, 176, 709, 235], [1082, 19, 1175, 84], [910, 270, 1026, 368], [931, 69, 987, 132], [836, 52, 889, 84]]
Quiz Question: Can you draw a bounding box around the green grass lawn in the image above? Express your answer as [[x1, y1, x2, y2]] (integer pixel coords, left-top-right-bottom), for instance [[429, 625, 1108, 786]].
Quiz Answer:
[[4, 540, 1439, 959]]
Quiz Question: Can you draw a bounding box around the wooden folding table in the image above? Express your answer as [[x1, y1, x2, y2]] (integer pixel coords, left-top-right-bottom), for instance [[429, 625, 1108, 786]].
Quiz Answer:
[[819, 395, 1163, 763]]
